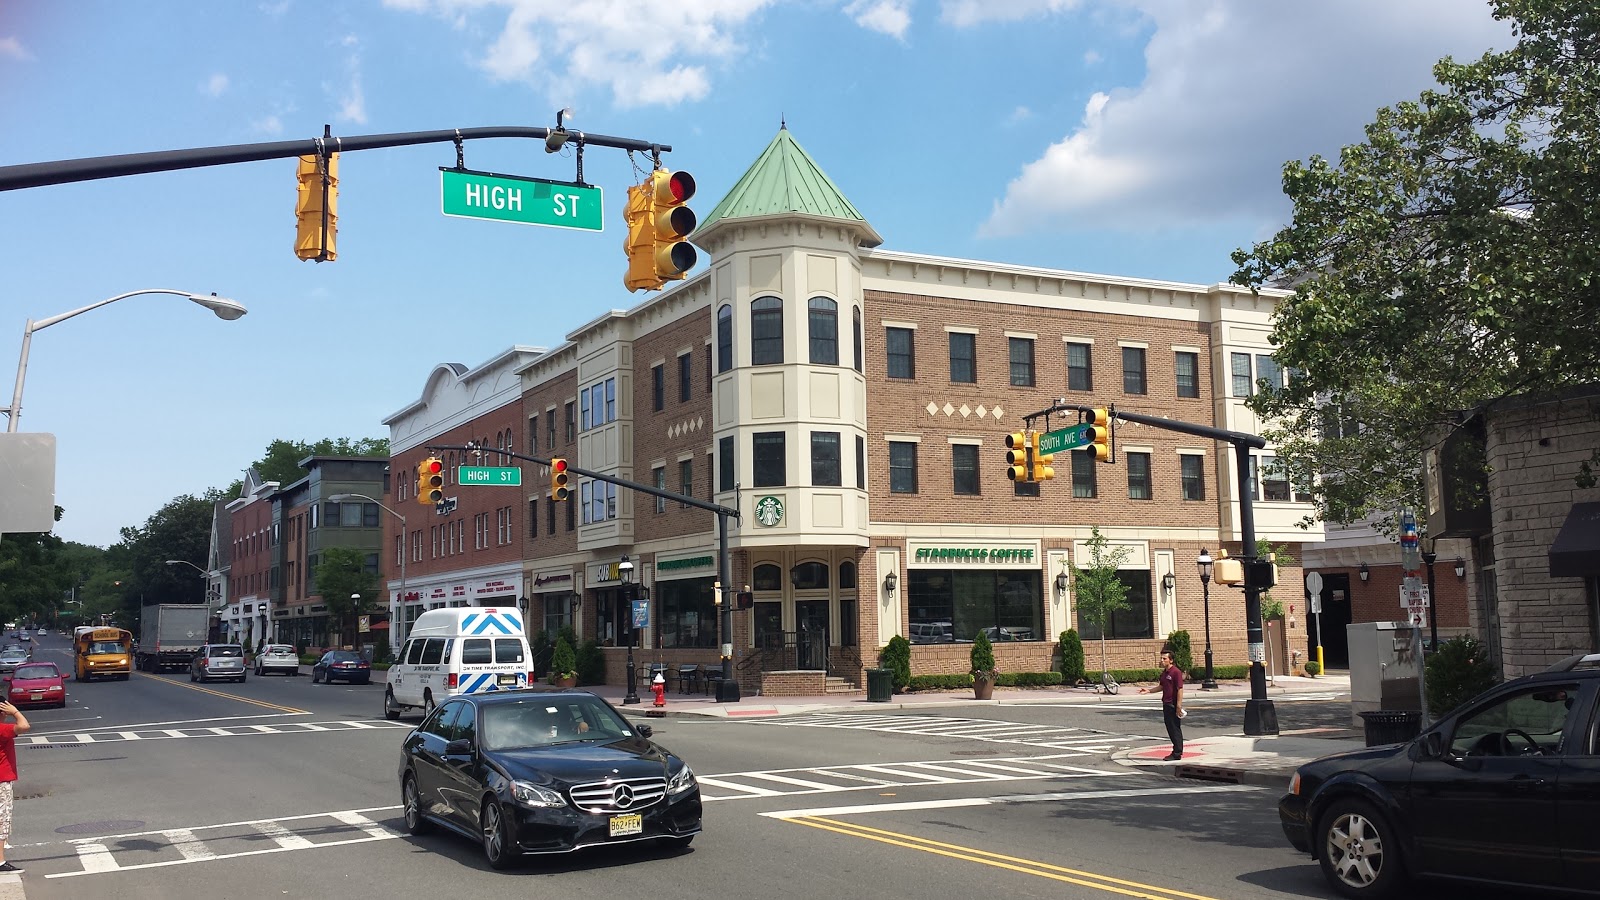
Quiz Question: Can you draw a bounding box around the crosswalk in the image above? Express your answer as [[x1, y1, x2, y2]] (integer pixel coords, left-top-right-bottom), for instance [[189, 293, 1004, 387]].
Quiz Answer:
[[699, 752, 1126, 802], [23, 719, 411, 747], [746, 712, 1163, 753]]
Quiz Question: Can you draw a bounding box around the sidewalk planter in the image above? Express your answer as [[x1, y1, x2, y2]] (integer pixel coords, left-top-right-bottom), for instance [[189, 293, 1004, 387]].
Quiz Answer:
[[972, 677, 994, 700]]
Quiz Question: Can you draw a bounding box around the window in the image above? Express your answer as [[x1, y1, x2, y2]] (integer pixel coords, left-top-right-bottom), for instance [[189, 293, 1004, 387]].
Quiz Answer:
[[791, 561, 829, 590], [717, 305, 733, 372], [1181, 454, 1205, 500], [811, 432, 841, 486], [809, 297, 838, 365], [751, 296, 783, 365], [1450, 686, 1575, 757], [1231, 353, 1253, 397], [852, 307, 863, 373], [1075, 570, 1153, 640], [706, 451, 715, 500], [657, 579, 717, 649], [908, 570, 1043, 644], [1127, 452, 1152, 500], [1014, 479, 1039, 497], [546, 496, 555, 534], [653, 466, 667, 513], [528, 499, 537, 538], [679, 459, 693, 508], [606, 378, 615, 422], [1009, 337, 1035, 387], [1258, 455, 1291, 501], [839, 561, 857, 589], [566, 497, 575, 532], [1175, 351, 1200, 398], [461, 638, 493, 665], [494, 639, 524, 664], [652, 365, 665, 411], [855, 435, 866, 491], [1072, 450, 1098, 498], [753, 564, 782, 591], [1067, 342, 1093, 391], [1256, 354, 1284, 396], [678, 353, 692, 403], [528, 415, 539, 453], [753, 432, 785, 487], [886, 327, 915, 379], [564, 401, 576, 442], [1122, 346, 1147, 395], [580, 388, 591, 431], [547, 409, 556, 448], [719, 436, 734, 492], [949, 332, 976, 383], [889, 441, 918, 494], [705, 345, 713, 394], [952, 444, 980, 495]]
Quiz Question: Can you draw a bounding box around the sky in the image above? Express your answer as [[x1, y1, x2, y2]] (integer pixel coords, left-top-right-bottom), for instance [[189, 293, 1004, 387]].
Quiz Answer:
[[0, 0, 1513, 548]]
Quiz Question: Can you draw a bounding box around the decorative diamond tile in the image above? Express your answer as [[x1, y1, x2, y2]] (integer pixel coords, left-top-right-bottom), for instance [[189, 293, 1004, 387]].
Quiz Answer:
[[926, 402, 938, 416], [942, 403, 955, 416], [993, 406, 1004, 419], [959, 404, 972, 418], [695, 416, 704, 431], [976, 405, 988, 419]]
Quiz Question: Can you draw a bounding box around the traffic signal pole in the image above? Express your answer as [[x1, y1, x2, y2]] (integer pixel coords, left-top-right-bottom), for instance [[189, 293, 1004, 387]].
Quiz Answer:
[[1024, 401, 1279, 736]]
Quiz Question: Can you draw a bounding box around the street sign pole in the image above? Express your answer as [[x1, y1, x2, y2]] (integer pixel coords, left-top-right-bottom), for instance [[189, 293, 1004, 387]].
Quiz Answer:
[[1305, 571, 1324, 675]]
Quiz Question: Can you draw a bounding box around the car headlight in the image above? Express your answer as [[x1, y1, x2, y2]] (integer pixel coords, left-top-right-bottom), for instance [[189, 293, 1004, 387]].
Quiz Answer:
[[1287, 772, 1301, 796], [667, 763, 696, 796], [511, 780, 567, 809]]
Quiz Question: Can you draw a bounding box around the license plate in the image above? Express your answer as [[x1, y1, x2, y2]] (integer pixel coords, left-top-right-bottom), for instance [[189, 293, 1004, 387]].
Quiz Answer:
[[29, 693, 41, 701], [497, 674, 518, 686], [609, 814, 642, 837]]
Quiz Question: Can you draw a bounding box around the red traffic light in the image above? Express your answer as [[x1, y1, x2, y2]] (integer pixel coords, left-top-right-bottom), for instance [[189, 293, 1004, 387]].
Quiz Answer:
[[655, 170, 695, 205], [552, 459, 567, 474], [424, 459, 442, 475]]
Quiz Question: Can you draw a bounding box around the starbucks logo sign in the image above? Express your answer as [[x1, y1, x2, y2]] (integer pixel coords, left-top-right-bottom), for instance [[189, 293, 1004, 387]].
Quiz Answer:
[[755, 495, 784, 527]]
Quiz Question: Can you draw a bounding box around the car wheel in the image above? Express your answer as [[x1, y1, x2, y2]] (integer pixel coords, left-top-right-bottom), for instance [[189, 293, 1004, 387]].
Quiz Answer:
[[238, 675, 247, 683], [1318, 798, 1404, 899], [481, 798, 518, 870], [312, 670, 322, 684], [422, 690, 435, 718], [402, 773, 432, 836], [190, 669, 198, 682], [383, 689, 401, 721]]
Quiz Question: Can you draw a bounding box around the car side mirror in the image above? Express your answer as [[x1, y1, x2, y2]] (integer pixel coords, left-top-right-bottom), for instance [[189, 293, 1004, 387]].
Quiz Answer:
[[636, 724, 653, 739], [445, 738, 474, 755], [1420, 730, 1445, 759]]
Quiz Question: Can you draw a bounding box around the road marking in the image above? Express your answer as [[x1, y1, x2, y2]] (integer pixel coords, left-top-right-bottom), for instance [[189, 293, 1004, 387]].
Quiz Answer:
[[328, 810, 394, 841], [749, 713, 1162, 754], [74, 842, 118, 873], [762, 783, 1260, 819], [699, 753, 1127, 802], [142, 675, 306, 713], [30, 712, 302, 737], [22, 719, 408, 747], [254, 821, 314, 850], [165, 829, 215, 862]]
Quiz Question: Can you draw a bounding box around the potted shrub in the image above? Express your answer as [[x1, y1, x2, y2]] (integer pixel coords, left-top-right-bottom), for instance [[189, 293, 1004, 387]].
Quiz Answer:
[[1303, 659, 1322, 678], [550, 636, 578, 688], [970, 631, 998, 700]]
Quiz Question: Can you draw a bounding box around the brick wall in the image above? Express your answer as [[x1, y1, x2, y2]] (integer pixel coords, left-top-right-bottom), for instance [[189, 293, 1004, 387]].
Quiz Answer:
[[632, 308, 716, 545]]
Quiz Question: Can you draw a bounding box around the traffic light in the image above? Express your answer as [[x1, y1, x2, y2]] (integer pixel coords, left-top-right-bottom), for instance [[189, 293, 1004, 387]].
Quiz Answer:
[[1031, 431, 1055, 481], [1086, 408, 1112, 462], [650, 169, 697, 283], [295, 152, 338, 262], [550, 457, 571, 502], [622, 181, 659, 292], [416, 457, 444, 506], [1005, 431, 1030, 482]]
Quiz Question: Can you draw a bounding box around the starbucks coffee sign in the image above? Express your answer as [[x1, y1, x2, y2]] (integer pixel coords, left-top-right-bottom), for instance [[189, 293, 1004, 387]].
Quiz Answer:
[[908, 539, 1040, 568], [755, 495, 784, 527]]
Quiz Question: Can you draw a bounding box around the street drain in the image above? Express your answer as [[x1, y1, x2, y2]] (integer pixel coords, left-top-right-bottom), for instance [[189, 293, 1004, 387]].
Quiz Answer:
[[949, 749, 1001, 757], [56, 820, 145, 835]]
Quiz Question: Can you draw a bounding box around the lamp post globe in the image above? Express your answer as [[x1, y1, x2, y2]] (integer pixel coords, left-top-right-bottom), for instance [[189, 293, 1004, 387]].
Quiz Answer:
[[1197, 548, 1217, 690]]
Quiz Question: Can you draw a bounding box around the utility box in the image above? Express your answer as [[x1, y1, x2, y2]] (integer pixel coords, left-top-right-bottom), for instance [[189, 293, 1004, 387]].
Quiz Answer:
[[1347, 621, 1424, 726]]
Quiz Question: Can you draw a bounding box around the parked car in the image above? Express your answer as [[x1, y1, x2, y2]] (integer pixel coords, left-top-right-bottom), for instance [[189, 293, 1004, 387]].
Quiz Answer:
[[254, 644, 301, 676], [909, 622, 955, 644], [1279, 651, 1600, 898], [190, 644, 247, 683], [313, 650, 372, 684], [397, 690, 701, 869], [7, 662, 67, 708], [0, 648, 31, 676]]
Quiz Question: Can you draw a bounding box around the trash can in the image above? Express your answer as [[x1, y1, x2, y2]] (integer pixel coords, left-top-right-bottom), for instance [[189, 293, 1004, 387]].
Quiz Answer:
[[1358, 710, 1422, 746], [866, 668, 894, 702]]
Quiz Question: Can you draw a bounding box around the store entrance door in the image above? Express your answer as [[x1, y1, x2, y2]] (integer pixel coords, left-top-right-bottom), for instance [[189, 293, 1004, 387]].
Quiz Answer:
[[795, 600, 829, 671]]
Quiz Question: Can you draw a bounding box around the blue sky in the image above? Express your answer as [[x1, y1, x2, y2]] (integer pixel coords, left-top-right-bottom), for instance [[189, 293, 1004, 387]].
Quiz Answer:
[[1, 0, 1511, 547]]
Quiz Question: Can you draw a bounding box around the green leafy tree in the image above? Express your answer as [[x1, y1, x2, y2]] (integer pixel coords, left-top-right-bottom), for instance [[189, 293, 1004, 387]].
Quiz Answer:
[[1425, 635, 1500, 717], [1231, 0, 1600, 526], [879, 635, 912, 691], [969, 630, 997, 681], [1073, 526, 1134, 680], [551, 636, 577, 680], [226, 437, 390, 497], [314, 547, 378, 652], [114, 494, 217, 607], [1058, 629, 1086, 685]]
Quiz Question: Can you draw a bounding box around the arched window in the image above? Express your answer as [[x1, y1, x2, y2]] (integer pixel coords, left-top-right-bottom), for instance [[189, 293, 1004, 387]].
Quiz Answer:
[[791, 561, 830, 590], [751, 297, 783, 365], [839, 560, 857, 590], [496, 430, 506, 465], [753, 564, 782, 592], [505, 428, 513, 465], [808, 297, 838, 365], [852, 306, 863, 373], [717, 305, 733, 372]]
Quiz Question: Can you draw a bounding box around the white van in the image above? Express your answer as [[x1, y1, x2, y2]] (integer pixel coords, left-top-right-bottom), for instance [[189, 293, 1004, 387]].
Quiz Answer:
[[382, 607, 532, 720]]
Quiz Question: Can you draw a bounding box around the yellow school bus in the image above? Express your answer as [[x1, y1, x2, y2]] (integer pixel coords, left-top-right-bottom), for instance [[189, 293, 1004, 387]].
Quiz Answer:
[[75, 626, 134, 681]]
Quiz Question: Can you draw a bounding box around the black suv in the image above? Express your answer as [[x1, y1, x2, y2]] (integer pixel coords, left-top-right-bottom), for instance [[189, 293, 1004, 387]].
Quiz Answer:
[[1280, 652, 1600, 898]]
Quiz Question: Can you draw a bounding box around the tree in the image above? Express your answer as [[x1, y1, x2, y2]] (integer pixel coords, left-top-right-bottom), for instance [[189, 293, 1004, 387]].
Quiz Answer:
[[1231, 0, 1600, 527], [315, 547, 378, 652], [225, 437, 390, 497], [1072, 526, 1135, 681], [114, 495, 216, 607]]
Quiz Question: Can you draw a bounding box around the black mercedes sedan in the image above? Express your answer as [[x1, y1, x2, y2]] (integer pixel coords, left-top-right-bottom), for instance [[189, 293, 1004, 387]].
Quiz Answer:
[[397, 689, 701, 869]]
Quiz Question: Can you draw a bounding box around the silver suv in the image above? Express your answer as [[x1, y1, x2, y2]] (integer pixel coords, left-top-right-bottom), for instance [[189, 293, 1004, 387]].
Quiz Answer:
[[191, 644, 247, 683]]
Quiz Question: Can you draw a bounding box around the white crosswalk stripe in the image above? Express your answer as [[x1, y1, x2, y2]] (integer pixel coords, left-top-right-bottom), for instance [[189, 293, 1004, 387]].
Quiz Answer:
[[746, 712, 1162, 753], [23, 719, 410, 747], [698, 752, 1123, 801]]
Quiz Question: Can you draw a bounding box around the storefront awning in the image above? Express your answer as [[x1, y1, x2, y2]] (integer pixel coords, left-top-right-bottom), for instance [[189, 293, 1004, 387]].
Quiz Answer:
[[1550, 502, 1600, 578]]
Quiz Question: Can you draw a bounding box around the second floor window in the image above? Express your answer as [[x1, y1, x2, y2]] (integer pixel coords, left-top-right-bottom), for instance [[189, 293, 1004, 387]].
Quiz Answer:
[[1067, 342, 1093, 391], [678, 353, 693, 403], [1009, 337, 1035, 387], [753, 432, 786, 487], [1127, 452, 1152, 499], [679, 459, 693, 508], [1175, 351, 1200, 398], [653, 466, 667, 513], [1072, 450, 1098, 499], [1181, 454, 1205, 500], [809, 297, 838, 365], [719, 436, 734, 492], [887, 327, 915, 379], [752, 297, 783, 365], [952, 444, 980, 496], [565, 401, 575, 442], [652, 365, 664, 411], [949, 332, 976, 383], [717, 304, 733, 372], [1122, 347, 1147, 395], [889, 441, 918, 494], [811, 432, 841, 486]]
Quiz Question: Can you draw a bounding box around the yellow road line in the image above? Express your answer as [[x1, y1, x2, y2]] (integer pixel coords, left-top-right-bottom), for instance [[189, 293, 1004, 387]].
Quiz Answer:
[[788, 816, 1224, 900], [142, 674, 306, 714]]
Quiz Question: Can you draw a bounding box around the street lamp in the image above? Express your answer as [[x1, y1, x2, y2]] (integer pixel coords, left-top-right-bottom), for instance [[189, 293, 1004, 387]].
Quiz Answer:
[[1197, 548, 1217, 690], [5, 289, 247, 432], [331, 493, 406, 656], [619, 556, 639, 705], [165, 559, 214, 606]]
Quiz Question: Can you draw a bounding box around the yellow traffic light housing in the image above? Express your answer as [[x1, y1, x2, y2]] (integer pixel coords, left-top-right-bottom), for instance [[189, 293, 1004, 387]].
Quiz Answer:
[[551, 458, 571, 502], [417, 457, 444, 506], [1087, 408, 1112, 462], [622, 181, 660, 292], [295, 152, 338, 262], [1005, 431, 1030, 482], [650, 169, 697, 283], [1031, 431, 1055, 481]]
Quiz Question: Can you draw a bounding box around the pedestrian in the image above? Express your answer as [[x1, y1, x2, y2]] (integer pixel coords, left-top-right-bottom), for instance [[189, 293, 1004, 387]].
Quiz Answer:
[[1139, 648, 1184, 760], [0, 699, 29, 874]]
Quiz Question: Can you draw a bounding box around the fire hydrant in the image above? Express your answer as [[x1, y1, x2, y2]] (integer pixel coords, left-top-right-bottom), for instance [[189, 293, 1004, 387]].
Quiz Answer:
[[651, 671, 666, 708]]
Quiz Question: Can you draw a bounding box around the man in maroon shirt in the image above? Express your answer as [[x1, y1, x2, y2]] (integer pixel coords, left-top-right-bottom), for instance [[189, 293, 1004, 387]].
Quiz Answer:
[[1139, 649, 1185, 760], [0, 699, 30, 874]]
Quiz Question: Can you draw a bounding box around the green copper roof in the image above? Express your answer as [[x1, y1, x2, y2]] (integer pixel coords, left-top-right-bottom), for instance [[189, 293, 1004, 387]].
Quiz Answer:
[[697, 128, 879, 244]]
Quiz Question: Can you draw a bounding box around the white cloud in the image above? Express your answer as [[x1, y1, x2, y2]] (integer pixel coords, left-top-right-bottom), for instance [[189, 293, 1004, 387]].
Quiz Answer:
[[384, 0, 775, 108], [941, 0, 1079, 28], [1008, 105, 1032, 124], [253, 114, 284, 135], [331, 34, 367, 124], [980, 0, 1514, 237], [202, 73, 229, 97], [1082, 48, 1100, 65], [0, 36, 32, 61], [846, 0, 912, 39]]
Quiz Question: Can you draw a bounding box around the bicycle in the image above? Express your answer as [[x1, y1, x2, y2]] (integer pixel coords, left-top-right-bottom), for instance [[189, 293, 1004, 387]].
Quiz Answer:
[[1099, 671, 1119, 694]]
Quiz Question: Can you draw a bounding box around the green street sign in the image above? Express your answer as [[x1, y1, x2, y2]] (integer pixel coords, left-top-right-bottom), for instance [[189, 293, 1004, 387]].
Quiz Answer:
[[458, 466, 523, 486], [440, 168, 603, 231], [1038, 424, 1091, 455]]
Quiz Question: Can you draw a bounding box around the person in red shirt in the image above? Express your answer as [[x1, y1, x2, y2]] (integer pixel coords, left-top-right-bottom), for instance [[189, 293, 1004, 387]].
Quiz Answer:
[[0, 699, 31, 874], [1138, 649, 1185, 760]]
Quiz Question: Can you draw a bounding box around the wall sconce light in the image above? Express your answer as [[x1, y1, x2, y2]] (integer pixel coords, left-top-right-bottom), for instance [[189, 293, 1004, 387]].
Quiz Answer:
[[1358, 562, 1370, 582], [883, 570, 898, 596], [1453, 558, 1467, 579], [517, 595, 529, 615], [1161, 572, 1176, 595], [1054, 566, 1071, 597]]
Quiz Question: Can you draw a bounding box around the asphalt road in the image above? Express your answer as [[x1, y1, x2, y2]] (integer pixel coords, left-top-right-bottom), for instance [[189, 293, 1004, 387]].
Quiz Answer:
[[7, 632, 1545, 900]]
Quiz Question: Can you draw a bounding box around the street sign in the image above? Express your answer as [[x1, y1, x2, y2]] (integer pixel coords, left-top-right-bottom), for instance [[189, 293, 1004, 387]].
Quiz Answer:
[[440, 168, 603, 231], [1304, 571, 1323, 597], [1038, 424, 1091, 455], [458, 466, 522, 486]]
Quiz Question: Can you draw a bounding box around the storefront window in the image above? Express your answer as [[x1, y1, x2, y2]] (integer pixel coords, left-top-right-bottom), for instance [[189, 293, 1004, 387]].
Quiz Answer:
[[907, 570, 1042, 643], [753, 564, 782, 591], [754, 602, 783, 650], [658, 578, 716, 649], [791, 561, 829, 590], [1075, 570, 1154, 640]]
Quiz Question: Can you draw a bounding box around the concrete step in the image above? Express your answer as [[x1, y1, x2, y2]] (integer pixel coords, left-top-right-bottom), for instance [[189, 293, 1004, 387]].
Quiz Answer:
[[824, 676, 859, 694]]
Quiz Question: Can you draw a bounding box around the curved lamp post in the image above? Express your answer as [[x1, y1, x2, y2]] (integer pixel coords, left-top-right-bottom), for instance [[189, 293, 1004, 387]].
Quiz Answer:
[[331, 493, 407, 656], [5, 289, 246, 432]]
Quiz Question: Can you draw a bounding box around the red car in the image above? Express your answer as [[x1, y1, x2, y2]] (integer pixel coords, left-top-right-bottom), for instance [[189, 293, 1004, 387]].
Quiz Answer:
[[8, 662, 67, 708]]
